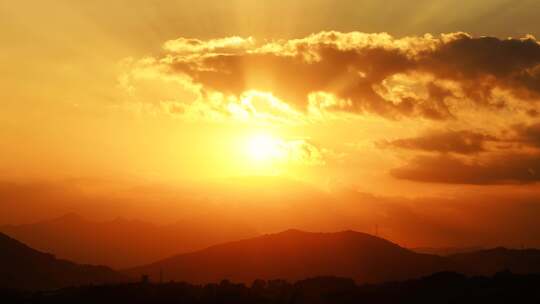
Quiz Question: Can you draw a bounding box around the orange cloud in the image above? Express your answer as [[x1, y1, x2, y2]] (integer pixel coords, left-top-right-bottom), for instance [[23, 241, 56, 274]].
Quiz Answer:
[[163, 36, 256, 54], [391, 153, 540, 185], [386, 123, 540, 184], [123, 32, 540, 122], [381, 130, 495, 154], [512, 122, 540, 148]]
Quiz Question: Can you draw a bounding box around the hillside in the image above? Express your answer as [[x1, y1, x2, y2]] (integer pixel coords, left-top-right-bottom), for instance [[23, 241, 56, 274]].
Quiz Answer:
[[0, 213, 257, 268], [0, 232, 124, 290], [127, 230, 448, 283]]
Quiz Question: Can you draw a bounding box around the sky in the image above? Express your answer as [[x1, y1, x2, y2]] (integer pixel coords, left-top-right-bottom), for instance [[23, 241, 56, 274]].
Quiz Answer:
[[2, 0, 540, 248]]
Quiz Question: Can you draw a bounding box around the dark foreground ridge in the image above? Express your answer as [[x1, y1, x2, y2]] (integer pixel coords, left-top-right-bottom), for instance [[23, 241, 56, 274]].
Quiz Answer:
[[2, 271, 540, 304], [0, 233, 124, 290]]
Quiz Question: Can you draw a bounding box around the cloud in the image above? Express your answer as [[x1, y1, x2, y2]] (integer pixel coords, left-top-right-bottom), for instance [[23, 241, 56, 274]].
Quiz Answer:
[[421, 34, 540, 100], [163, 32, 444, 120], [381, 130, 495, 154], [385, 123, 540, 184], [283, 139, 326, 166], [249, 136, 327, 166], [121, 31, 540, 122], [391, 153, 540, 184], [163, 37, 256, 54], [512, 122, 540, 148]]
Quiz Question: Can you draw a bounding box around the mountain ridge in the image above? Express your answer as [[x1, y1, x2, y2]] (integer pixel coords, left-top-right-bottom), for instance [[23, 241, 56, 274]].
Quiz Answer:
[[0, 213, 258, 269], [0, 232, 123, 291], [2, 228, 540, 290], [126, 229, 449, 284]]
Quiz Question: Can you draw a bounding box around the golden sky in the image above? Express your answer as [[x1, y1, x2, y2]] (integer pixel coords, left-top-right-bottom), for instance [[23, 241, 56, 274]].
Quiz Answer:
[[2, 0, 540, 247]]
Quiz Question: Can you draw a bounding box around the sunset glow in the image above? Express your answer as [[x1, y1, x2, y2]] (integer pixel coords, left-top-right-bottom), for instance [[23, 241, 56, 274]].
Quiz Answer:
[[246, 134, 285, 163], [2, 0, 540, 277]]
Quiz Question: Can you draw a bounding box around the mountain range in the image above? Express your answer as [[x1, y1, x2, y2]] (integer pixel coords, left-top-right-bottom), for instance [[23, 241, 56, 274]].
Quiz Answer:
[[126, 230, 540, 284], [3, 228, 540, 291], [0, 213, 257, 269]]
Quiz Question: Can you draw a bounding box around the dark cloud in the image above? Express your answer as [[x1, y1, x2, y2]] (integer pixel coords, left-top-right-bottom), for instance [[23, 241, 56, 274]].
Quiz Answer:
[[383, 130, 494, 154], [513, 122, 540, 148], [391, 154, 540, 184], [157, 32, 540, 120], [385, 123, 540, 184], [419, 35, 540, 101], [424, 35, 540, 78], [171, 46, 419, 118]]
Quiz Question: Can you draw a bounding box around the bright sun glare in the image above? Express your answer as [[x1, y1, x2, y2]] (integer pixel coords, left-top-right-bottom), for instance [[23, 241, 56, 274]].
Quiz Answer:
[[246, 134, 285, 163]]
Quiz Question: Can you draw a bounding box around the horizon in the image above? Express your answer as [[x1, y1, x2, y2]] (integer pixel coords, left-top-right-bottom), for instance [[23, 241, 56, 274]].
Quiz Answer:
[[1, 175, 538, 251]]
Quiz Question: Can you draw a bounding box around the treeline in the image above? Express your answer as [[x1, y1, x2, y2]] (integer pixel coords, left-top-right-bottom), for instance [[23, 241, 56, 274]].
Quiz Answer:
[[2, 271, 540, 304]]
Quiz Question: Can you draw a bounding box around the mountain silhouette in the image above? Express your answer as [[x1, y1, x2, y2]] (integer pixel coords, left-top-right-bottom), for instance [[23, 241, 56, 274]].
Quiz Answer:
[[0, 213, 257, 268], [126, 230, 449, 284], [127, 230, 540, 284], [0, 232, 123, 291], [2, 228, 540, 292]]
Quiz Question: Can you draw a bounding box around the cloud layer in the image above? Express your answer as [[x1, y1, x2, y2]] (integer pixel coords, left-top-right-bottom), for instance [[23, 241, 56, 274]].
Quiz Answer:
[[389, 124, 540, 184], [382, 130, 495, 154], [121, 31, 540, 184], [123, 32, 540, 121]]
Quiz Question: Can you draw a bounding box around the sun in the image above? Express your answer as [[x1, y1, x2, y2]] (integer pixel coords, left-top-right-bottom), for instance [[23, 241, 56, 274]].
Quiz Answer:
[[246, 134, 285, 163]]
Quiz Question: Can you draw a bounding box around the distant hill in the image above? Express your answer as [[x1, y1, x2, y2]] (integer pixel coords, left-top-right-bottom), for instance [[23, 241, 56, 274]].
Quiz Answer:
[[4, 224, 540, 290], [126, 230, 449, 284], [0, 232, 123, 291], [127, 230, 540, 284], [0, 213, 257, 269]]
